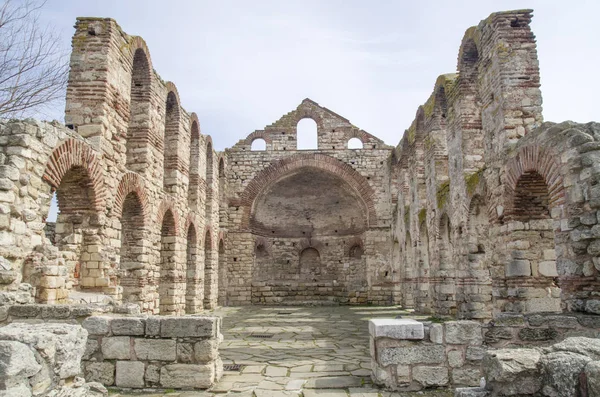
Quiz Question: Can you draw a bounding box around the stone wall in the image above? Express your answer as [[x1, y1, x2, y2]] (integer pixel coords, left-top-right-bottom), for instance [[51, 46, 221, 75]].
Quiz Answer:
[[223, 99, 394, 305], [370, 314, 600, 392], [81, 315, 222, 389], [389, 9, 600, 318]]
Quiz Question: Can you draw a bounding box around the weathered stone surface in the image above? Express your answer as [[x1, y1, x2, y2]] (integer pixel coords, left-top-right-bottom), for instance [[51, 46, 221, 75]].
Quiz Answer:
[[115, 360, 145, 388], [448, 349, 465, 368], [445, 321, 483, 346], [0, 340, 41, 377], [101, 336, 130, 360], [194, 338, 219, 362], [412, 366, 449, 387], [484, 327, 513, 344], [378, 345, 445, 366], [429, 323, 443, 344], [305, 376, 363, 388], [454, 387, 490, 397], [134, 338, 176, 361], [585, 360, 600, 397], [0, 322, 87, 380], [160, 317, 217, 338], [84, 362, 114, 385], [482, 348, 542, 395], [111, 318, 144, 336], [452, 367, 482, 387], [160, 364, 215, 389], [547, 336, 600, 360], [541, 351, 591, 397], [368, 319, 424, 340], [518, 327, 558, 341], [81, 316, 110, 336]]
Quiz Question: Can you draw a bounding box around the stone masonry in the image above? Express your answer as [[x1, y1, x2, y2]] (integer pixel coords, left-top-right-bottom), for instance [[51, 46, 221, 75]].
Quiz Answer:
[[0, 9, 598, 321]]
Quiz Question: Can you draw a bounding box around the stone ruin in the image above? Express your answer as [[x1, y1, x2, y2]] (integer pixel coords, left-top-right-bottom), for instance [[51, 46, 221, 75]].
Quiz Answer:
[[0, 7, 599, 396]]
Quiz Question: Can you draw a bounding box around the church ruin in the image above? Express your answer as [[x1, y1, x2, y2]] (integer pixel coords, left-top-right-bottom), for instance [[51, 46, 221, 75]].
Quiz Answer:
[[0, 9, 598, 319]]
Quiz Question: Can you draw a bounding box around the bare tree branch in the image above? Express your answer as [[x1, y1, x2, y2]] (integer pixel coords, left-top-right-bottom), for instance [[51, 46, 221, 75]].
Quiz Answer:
[[0, 0, 68, 119]]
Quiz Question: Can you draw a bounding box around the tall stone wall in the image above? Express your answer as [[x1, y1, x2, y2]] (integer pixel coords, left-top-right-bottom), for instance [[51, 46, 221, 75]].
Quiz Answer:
[[222, 99, 395, 305], [0, 17, 221, 314], [390, 9, 600, 318]]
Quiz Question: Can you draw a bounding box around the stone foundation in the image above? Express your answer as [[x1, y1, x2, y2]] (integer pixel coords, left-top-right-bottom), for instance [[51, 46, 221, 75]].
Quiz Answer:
[[81, 315, 223, 390]]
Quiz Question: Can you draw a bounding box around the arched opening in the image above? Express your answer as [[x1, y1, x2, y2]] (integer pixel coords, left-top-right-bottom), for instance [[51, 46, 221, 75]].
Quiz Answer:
[[467, 195, 488, 255], [203, 230, 215, 309], [418, 223, 432, 313], [218, 158, 225, 178], [185, 223, 199, 314], [218, 239, 226, 306], [54, 166, 98, 290], [125, 48, 151, 170], [44, 192, 59, 244], [119, 192, 145, 303], [505, 170, 560, 313], [188, 120, 200, 208], [297, 118, 318, 150], [158, 210, 177, 314], [404, 232, 414, 308], [299, 247, 321, 280], [509, 171, 557, 278], [252, 243, 271, 282], [438, 213, 452, 270], [163, 91, 179, 191], [205, 141, 214, 224], [349, 244, 363, 259], [348, 138, 363, 149], [251, 138, 266, 151], [218, 157, 226, 225]]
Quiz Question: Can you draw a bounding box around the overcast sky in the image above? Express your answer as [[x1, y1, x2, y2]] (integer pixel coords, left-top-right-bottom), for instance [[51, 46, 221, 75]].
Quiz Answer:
[[37, 0, 599, 152]]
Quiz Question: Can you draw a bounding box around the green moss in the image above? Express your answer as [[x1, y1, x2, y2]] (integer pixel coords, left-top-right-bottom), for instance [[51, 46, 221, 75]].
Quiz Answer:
[[436, 181, 450, 209], [425, 315, 449, 323], [465, 168, 485, 196], [407, 125, 416, 144], [422, 95, 436, 119], [418, 208, 427, 226]]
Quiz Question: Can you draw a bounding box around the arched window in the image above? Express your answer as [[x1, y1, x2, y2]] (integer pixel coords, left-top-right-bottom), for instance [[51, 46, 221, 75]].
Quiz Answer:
[[205, 141, 214, 223], [119, 192, 145, 302], [348, 138, 363, 149], [297, 118, 318, 150], [349, 244, 363, 259], [203, 230, 215, 309], [188, 121, 200, 207], [125, 48, 151, 170], [158, 209, 177, 314], [163, 92, 179, 191], [299, 247, 321, 279], [251, 138, 266, 151], [185, 224, 199, 314]]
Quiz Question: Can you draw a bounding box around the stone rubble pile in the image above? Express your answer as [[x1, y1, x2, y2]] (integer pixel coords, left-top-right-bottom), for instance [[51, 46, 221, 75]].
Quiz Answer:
[[0, 322, 106, 397], [455, 336, 600, 396]]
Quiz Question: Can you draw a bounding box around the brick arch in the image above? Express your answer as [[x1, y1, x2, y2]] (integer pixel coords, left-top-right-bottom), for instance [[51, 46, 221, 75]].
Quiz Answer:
[[156, 199, 179, 236], [190, 113, 201, 134], [504, 145, 566, 218], [204, 226, 213, 249], [128, 36, 154, 77], [239, 153, 378, 229], [345, 236, 364, 256], [457, 27, 481, 79], [43, 138, 105, 211], [245, 130, 272, 145], [290, 108, 325, 131], [183, 214, 200, 242], [346, 129, 369, 145], [113, 172, 150, 221], [297, 239, 325, 255]]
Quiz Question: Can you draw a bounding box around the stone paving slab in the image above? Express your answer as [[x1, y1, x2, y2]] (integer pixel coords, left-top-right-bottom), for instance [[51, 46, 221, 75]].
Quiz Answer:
[[111, 306, 454, 397]]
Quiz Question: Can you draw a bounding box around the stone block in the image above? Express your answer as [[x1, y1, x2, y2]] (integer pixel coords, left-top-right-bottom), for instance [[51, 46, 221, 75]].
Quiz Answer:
[[429, 323, 443, 344], [82, 316, 110, 336], [454, 387, 490, 397], [160, 317, 217, 338], [111, 318, 145, 336], [452, 367, 482, 386], [466, 346, 486, 361], [448, 349, 465, 368], [538, 261, 558, 277], [194, 339, 219, 362], [369, 318, 424, 340], [101, 336, 130, 360], [412, 366, 449, 387], [445, 321, 483, 346], [134, 338, 176, 361], [116, 360, 145, 388], [483, 348, 542, 396], [378, 345, 445, 366], [160, 364, 215, 389], [542, 351, 591, 397], [145, 317, 160, 336], [506, 260, 531, 277], [145, 363, 160, 383], [84, 361, 115, 385]]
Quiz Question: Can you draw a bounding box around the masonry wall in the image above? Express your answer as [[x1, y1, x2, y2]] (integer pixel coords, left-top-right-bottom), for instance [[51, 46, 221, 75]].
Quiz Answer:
[[222, 99, 394, 305], [390, 9, 600, 318]]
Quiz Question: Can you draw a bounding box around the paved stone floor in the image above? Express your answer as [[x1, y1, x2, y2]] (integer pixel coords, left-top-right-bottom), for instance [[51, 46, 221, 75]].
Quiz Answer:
[[110, 306, 453, 397]]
